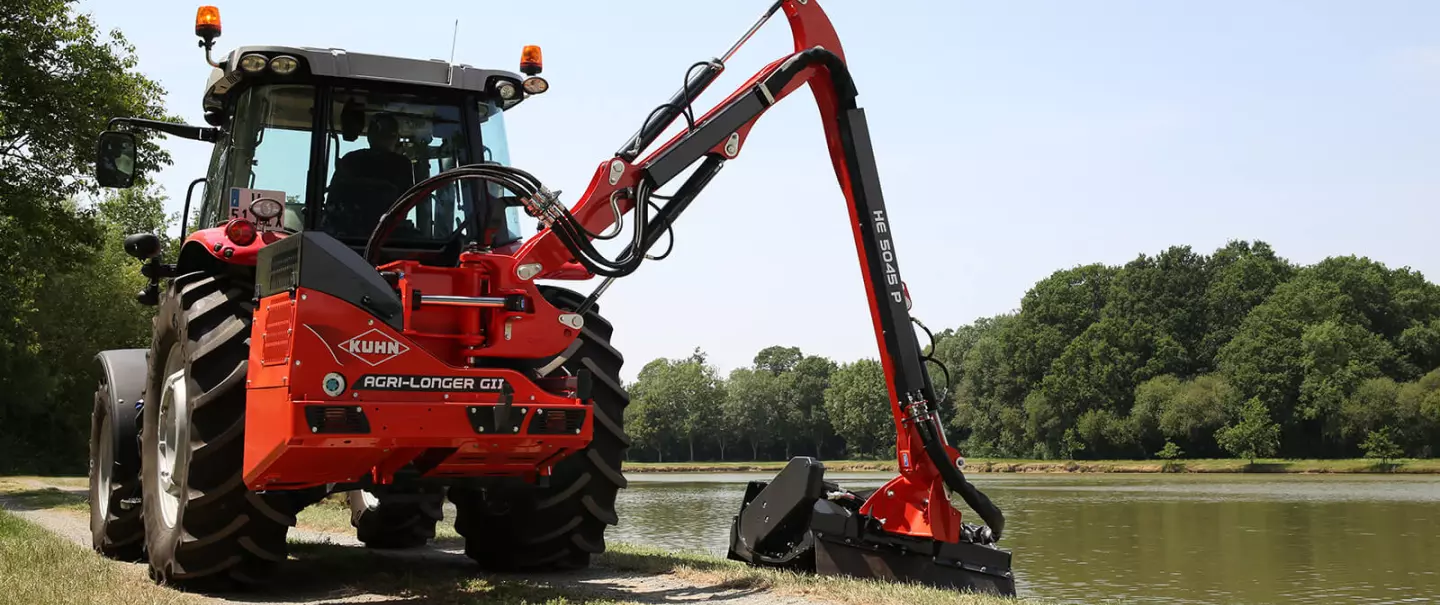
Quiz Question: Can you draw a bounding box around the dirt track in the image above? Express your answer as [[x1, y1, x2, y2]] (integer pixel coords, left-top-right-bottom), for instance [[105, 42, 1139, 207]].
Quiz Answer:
[[0, 477, 819, 605]]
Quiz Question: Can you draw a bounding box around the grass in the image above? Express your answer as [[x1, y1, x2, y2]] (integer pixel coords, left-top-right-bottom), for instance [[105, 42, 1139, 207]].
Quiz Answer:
[[625, 457, 1440, 474], [0, 510, 199, 605]]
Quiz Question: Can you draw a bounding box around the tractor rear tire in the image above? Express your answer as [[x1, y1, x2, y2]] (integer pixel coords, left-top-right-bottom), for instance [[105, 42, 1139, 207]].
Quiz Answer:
[[347, 487, 444, 549], [449, 287, 629, 571], [88, 382, 144, 561], [140, 270, 296, 589]]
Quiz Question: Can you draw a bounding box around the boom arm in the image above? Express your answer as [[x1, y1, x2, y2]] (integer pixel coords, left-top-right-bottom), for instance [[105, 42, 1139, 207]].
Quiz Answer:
[[512, 0, 1004, 539]]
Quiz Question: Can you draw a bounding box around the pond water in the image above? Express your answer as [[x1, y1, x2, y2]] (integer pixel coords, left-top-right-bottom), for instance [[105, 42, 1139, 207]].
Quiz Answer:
[[608, 471, 1440, 604]]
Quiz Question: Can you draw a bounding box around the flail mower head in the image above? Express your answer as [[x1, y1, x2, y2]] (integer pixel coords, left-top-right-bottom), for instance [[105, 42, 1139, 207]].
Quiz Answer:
[[728, 458, 1014, 595]]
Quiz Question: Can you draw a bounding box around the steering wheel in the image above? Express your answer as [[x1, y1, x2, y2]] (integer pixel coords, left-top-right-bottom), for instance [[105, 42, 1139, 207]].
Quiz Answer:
[[363, 169, 480, 266]]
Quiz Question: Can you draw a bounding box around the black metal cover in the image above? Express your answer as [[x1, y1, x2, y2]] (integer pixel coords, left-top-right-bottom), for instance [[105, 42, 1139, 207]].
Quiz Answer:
[[255, 231, 404, 331], [727, 457, 827, 568]]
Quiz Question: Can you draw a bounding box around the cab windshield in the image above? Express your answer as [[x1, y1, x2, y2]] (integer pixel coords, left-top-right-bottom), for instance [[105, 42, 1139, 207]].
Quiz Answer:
[[210, 83, 521, 250]]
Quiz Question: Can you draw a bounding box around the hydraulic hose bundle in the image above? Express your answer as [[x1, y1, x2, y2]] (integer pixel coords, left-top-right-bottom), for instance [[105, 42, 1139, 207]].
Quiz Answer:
[[363, 162, 667, 278]]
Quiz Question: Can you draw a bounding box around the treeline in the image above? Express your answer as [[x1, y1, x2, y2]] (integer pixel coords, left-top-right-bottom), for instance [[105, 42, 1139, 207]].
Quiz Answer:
[[1, 0, 175, 472], [623, 242, 1440, 462]]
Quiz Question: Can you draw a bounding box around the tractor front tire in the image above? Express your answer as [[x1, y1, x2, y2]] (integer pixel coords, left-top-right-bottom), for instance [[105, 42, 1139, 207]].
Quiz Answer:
[[88, 382, 144, 561], [347, 488, 444, 549], [140, 271, 296, 589], [449, 288, 629, 571]]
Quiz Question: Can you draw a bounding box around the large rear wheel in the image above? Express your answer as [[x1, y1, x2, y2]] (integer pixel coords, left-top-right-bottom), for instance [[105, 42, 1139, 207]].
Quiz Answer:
[[140, 271, 296, 589], [449, 288, 630, 571]]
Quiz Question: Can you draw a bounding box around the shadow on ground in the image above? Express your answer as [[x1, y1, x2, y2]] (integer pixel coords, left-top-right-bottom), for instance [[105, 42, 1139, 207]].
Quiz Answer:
[[200, 541, 764, 605], [0, 487, 88, 511]]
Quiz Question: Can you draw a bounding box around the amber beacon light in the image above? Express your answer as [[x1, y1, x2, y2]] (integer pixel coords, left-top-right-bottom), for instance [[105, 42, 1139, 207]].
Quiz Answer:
[[520, 45, 543, 75], [195, 6, 222, 41]]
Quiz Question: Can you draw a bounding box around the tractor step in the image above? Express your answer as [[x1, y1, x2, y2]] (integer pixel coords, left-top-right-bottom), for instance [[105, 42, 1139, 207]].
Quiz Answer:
[[727, 457, 1016, 597]]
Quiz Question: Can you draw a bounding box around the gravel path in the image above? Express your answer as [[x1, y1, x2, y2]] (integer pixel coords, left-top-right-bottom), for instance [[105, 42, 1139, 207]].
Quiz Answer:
[[0, 478, 818, 605]]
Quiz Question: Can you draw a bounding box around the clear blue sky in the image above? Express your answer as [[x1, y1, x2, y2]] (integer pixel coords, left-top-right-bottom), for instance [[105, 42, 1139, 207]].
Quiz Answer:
[[79, 0, 1440, 383]]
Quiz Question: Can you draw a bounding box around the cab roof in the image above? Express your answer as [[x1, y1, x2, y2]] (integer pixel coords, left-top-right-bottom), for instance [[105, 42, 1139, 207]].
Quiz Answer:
[[203, 45, 528, 115]]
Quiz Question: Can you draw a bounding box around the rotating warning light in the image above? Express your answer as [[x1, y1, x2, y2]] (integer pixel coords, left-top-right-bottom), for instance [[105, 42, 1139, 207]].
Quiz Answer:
[[520, 45, 543, 75], [195, 6, 222, 40]]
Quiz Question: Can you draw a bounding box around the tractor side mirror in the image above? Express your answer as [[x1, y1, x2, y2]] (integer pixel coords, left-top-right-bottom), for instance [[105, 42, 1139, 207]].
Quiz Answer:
[[95, 130, 138, 189], [124, 233, 162, 260]]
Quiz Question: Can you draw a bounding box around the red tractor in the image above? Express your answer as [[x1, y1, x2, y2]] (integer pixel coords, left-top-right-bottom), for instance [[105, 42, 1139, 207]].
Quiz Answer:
[[89, 0, 1013, 595]]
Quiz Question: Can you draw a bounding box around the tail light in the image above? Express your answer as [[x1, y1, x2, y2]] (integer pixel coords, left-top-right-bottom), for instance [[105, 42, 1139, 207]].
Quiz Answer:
[[226, 219, 257, 246]]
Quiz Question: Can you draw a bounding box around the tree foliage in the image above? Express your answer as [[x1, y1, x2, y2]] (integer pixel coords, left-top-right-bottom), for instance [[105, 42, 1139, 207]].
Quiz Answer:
[[1215, 398, 1281, 464], [620, 243, 1438, 463], [0, 1, 174, 472]]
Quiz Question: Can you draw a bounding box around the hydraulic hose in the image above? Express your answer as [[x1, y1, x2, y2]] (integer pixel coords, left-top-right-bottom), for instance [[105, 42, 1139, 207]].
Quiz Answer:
[[915, 413, 1005, 540]]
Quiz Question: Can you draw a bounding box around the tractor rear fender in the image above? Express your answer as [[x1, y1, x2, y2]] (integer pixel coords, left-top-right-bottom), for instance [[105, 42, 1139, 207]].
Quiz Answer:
[[176, 224, 284, 272], [94, 349, 148, 481]]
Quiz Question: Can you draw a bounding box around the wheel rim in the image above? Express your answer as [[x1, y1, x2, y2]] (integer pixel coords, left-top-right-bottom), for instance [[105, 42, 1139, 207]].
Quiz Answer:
[[97, 410, 114, 522], [156, 369, 189, 529]]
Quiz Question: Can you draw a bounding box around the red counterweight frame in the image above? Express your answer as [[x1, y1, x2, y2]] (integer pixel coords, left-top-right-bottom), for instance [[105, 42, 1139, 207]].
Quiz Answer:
[[242, 278, 591, 490]]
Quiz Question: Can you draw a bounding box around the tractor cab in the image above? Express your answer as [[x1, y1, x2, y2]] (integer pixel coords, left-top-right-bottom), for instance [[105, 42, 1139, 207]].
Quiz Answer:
[[96, 6, 548, 266]]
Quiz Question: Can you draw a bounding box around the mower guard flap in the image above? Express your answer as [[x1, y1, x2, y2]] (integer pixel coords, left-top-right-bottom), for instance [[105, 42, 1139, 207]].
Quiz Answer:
[[728, 457, 826, 568], [728, 457, 1016, 597]]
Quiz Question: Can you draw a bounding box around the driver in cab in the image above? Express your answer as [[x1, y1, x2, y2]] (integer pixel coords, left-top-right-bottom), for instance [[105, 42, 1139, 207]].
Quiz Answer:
[[324, 112, 416, 236]]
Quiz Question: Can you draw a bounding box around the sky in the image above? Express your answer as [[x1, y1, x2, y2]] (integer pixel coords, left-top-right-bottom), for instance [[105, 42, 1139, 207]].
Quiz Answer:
[[78, 0, 1440, 384]]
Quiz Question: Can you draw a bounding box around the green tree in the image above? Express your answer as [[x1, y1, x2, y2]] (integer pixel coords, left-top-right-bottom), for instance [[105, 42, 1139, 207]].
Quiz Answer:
[[1158, 374, 1236, 454], [1155, 440, 1184, 471], [675, 349, 725, 461], [749, 346, 806, 457], [724, 367, 784, 460], [1199, 241, 1295, 366], [1395, 368, 1440, 457], [0, 0, 173, 471], [786, 355, 836, 458], [1360, 427, 1403, 469], [1156, 441, 1183, 460], [753, 346, 803, 375], [2, 188, 172, 468], [1078, 408, 1138, 457], [1130, 374, 1181, 453], [948, 314, 1022, 456], [1337, 377, 1400, 450], [1297, 320, 1396, 442], [627, 359, 686, 462], [823, 359, 893, 458], [1215, 398, 1281, 464], [627, 350, 725, 462]]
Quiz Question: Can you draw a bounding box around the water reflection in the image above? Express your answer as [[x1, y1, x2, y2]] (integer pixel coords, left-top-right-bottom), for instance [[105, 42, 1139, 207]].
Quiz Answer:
[[611, 471, 1440, 604]]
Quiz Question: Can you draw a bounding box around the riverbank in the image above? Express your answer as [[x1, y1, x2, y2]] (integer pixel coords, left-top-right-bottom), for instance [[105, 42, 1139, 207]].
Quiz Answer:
[[0, 477, 1034, 605], [624, 457, 1440, 474]]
